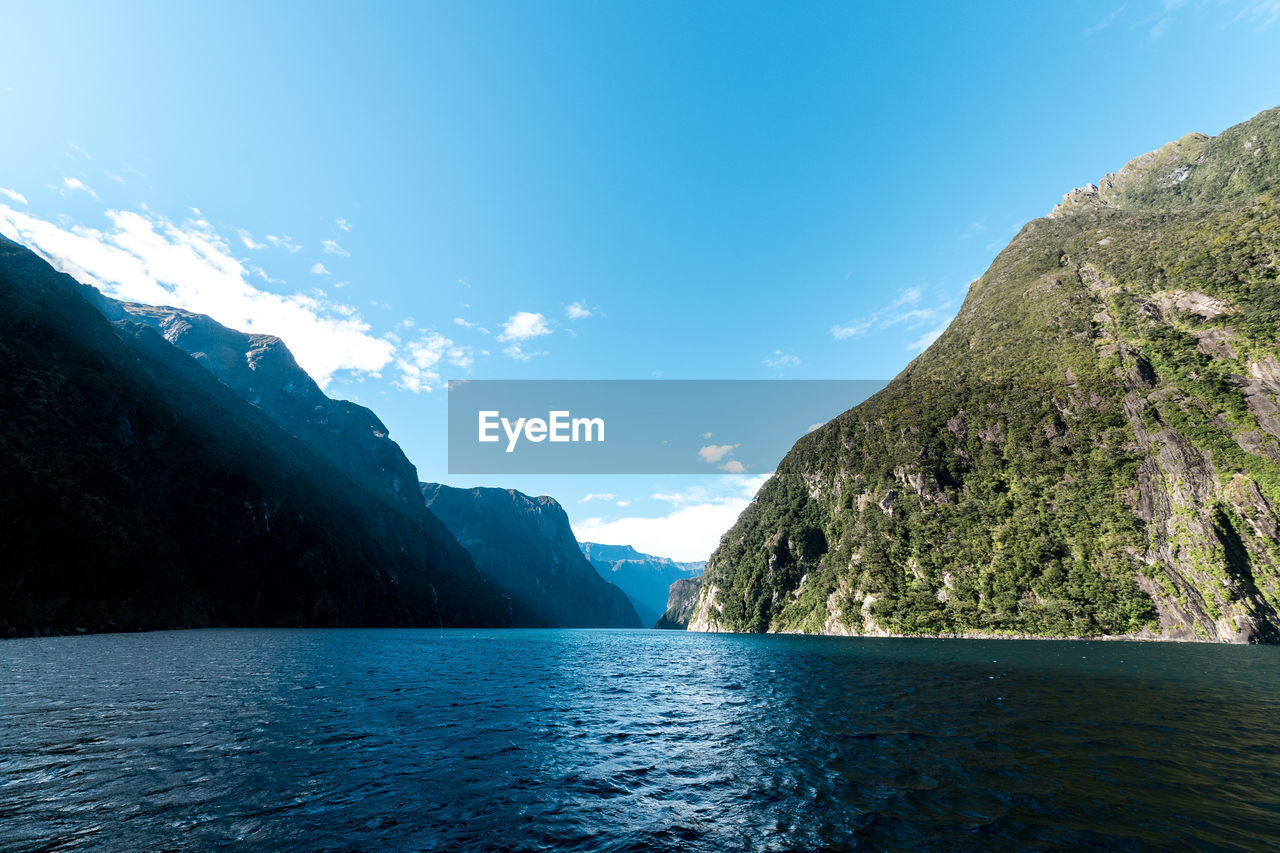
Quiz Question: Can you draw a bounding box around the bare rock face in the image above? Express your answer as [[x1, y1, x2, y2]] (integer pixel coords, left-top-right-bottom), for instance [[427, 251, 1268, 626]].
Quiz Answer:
[[655, 575, 704, 629]]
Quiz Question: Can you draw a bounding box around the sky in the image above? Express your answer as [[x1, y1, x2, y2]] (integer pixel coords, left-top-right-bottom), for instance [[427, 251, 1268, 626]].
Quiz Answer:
[[2, 1, 1279, 560]]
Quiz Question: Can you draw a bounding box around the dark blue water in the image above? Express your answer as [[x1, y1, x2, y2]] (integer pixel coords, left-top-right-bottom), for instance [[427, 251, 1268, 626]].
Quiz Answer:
[[2, 630, 1279, 851]]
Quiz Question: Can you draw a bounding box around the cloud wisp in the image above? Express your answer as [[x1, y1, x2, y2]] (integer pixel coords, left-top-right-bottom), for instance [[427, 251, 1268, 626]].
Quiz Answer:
[[831, 285, 955, 350], [0, 202, 398, 388]]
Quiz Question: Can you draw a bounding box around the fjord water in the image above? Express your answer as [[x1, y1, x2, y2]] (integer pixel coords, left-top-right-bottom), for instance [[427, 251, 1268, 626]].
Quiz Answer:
[[2, 630, 1278, 851]]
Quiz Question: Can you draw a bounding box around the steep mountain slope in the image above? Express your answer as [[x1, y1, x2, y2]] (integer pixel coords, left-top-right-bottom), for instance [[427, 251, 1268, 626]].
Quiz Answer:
[[89, 297, 424, 512], [423, 485, 641, 628], [692, 106, 1280, 643], [0, 236, 507, 635], [655, 575, 703, 630], [580, 542, 704, 626]]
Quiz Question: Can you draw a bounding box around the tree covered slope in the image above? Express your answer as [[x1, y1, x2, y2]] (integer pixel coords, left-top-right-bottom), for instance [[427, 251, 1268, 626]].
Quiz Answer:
[[691, 106, 1280, 642]]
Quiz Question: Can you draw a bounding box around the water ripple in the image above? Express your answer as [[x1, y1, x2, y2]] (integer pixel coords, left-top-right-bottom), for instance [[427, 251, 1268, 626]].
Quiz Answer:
[[1, 629, 1279, 851]]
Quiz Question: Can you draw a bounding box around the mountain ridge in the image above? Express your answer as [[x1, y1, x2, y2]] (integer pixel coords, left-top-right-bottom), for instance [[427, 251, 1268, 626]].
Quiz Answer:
[[0, 235, 508, 635]]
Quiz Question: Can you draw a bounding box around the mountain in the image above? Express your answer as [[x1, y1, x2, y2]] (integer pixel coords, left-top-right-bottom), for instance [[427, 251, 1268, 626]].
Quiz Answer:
[[579, 542, 704, 627], [422, 485, 641, 628], [690, 105, 1280, 643], [88, 298, 424, 512], [655, 575, 703, 630], [0, 235, 508, 635]]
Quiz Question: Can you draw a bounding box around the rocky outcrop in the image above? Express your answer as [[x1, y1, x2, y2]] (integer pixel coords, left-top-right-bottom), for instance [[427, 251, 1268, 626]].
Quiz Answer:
[[655, 575, 704, 630], [422, 485, 641, 628]]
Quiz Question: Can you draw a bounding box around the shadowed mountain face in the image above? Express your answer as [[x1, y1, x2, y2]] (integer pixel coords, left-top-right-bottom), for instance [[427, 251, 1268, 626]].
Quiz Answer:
[[693, 106, 1280, 643], [422, 485, 641, 628], [579, 542, 704, 627], [89, 298, 424, 513], [0, 237, 507, 635]]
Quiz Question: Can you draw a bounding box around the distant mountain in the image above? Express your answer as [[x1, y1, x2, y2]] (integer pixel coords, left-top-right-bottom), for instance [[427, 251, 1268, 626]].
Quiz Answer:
[[692, 105, 1280, 642], [655, 575, 703, 630], [0, 235, 508, 635], [423, 485, 641, 628], [579, 543, 704, 627]]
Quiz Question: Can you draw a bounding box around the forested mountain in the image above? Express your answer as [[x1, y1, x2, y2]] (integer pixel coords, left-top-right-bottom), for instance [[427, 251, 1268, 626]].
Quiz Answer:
[[690, 106, 1280, 643]]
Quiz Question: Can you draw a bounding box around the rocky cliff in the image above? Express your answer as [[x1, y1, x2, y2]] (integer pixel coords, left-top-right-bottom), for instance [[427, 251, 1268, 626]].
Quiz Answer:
[[422, 485, 641, 628], [579, 542, 704, 626], [692, 106, 1280, 643], [0, 236, 508, 635], [90, 298, 424, 512], [655, 575, 704, 630]]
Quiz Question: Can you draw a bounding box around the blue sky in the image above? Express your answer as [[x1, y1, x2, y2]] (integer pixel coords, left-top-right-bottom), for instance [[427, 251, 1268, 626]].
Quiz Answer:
[[2, 1, 1279, 559]]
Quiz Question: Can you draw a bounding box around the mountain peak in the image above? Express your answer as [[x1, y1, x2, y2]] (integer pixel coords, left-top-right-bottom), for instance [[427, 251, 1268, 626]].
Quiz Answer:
[[1049, 106, 1278, 217]]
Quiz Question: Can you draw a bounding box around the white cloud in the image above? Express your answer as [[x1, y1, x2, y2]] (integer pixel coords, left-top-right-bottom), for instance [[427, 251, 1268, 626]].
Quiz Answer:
[[394, 331, 473, 392], [960, 220, 987, 240], [310, 262, 330, 275], [831, 286, 951, 342], [321, 239, 349, 257], [573, 475, 770, 562], [0, 188, 27, 205], [831, 319, 873, 340], [580, 493, 616, 503], [453, 317, 477, 328], [1236, 0, 1280, 29], [265, 234, 301, 253], [0, 203, 395, 388], [907, 324, 948, 352], [1084, 4, 1125, 35], [237, 229, 265, 250], [698, 444, 738, 464], [502, 343, 546, 362], [565, 300, 592, 320], [701, 431, 713, 439], [616, 500, 630, 507], [719, 460, 746, 473], [807, 421, 826, 433], [336, 217, 352, 232], [498, 311, 552, 342], [763, 350, 800, 369], [62, 178, 98, 199]]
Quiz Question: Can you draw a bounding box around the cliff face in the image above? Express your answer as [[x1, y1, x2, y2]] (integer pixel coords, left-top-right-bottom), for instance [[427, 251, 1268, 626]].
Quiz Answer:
[[90, 298, 424, 512], [655, 575, 704, 630], [422, 485, 641, 628], [580, 542, 705, 627], [694, 106, 1280, 643], [0, 236, 508, 635]]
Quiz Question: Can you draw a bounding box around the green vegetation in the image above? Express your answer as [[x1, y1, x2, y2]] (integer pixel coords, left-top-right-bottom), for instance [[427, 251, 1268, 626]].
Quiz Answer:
[[698, 106, 1280, 642]]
